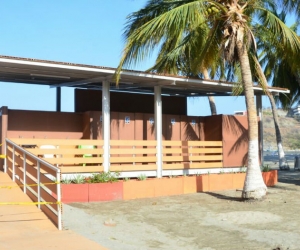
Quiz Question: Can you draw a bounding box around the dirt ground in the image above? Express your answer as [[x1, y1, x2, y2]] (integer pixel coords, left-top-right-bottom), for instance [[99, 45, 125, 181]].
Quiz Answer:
[[63, 170, 300, 250]]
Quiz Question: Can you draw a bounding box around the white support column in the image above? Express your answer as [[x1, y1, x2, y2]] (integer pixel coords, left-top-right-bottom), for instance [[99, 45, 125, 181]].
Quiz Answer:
[[256, 95, 264, 166], [155, 86, 162, 178], [102, 81, 110, 172]]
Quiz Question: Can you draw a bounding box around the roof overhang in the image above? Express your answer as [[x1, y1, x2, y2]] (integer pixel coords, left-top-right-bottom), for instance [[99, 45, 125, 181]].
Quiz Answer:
[[0, 55, 289, 97]]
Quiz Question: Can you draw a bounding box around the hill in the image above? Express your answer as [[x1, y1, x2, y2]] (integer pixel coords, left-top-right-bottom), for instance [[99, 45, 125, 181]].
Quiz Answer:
[[263, 109, 300, 151]]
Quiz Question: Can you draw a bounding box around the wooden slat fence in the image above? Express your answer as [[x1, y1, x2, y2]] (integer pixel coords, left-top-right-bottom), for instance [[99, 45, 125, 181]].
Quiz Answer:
[[162, 140, 223, 170], [9, 138, 223, 173]]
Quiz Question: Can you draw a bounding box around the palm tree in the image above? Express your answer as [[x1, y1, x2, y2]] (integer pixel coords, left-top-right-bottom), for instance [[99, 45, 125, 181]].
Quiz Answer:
[[116, 0, 300, 199], [257, 9, 300, 169]]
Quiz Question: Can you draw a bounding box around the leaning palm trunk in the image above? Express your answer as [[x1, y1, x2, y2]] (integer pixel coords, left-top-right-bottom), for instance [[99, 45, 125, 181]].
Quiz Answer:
[[255, 58, 289, 170], [207, 96, 217, 115], [236, 28, 267, 199], [267, 93, 289, 169], [203, 68, 217, 115]]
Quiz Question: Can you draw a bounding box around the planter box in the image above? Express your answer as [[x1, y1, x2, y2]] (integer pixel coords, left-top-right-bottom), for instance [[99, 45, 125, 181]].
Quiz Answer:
[[262, 170, 278, 186], [155, 178, 183, 197], [61, 170, 278, 203], [123, 179, 156, 200], [123, 177, 184, 200], [61, 183, 89, 203], [61, 182, 123, 203], [183, 176, 197, 194], [89, 182, 123, 202], [197, 173, 246, 192], [232, 173, 246, 189]]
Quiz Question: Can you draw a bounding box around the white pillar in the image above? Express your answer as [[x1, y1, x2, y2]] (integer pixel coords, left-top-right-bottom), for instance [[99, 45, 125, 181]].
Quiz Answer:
[[256, 95, 263, 166], [155, 86, 162, 178], [102, 81, 110, 172]]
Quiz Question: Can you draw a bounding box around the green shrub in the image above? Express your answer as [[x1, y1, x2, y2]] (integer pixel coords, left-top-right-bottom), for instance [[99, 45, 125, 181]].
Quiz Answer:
[[137, 174, 147, 181], [61, 178, 72, 184], [261, 164, 271, 172], [87, 171, 120, 183], [72, 175, 85, 184]]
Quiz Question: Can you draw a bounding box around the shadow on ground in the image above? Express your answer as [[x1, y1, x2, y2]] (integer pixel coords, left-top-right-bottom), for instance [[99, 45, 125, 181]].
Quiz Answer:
[[205, 192, 243, 202], [277, 170, 300, 186]]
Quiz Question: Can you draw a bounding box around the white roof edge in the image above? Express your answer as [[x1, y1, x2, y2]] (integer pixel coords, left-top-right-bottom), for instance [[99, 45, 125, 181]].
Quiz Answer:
[[0, 57, 290, 94]]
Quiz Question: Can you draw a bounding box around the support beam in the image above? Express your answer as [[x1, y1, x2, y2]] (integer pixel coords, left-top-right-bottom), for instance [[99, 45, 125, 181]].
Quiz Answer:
[[102, 81, 110, 172], [155, 86, 162, 178], [256, 95, 263, 166], [56, 87, 61, 112]]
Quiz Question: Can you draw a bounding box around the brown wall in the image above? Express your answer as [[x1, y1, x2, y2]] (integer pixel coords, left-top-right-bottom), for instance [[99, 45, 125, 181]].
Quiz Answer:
[[2, 106, 252, 169], [82, 111, 203, 142], [6, 110, 84, 139], [203, 115, 223, 141], [75, 89, 187, 115], [189, 115, 250, 167], [222, 115, 249, 167]]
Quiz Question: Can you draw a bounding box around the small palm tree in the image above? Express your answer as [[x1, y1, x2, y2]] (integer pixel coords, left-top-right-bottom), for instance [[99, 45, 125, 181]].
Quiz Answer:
[[116, 0, 300, 199]]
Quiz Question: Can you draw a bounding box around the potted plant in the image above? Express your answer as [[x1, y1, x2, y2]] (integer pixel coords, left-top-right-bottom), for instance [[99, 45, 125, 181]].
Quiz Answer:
[[261, 165, 278, 186]]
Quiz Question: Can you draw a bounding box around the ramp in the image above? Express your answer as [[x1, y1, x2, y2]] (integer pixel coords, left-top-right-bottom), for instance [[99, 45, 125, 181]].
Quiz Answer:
[[0, 172, 106, 250]]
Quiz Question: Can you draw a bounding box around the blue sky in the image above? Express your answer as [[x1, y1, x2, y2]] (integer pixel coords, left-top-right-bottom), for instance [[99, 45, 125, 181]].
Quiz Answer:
[[0, 0, 271, 115]]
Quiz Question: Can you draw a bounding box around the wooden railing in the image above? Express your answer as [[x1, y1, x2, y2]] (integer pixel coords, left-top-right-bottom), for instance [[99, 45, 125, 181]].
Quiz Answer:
[[5, 139, 62, 230], [9, 139, 104, 174], [9, 139, 223, 173]]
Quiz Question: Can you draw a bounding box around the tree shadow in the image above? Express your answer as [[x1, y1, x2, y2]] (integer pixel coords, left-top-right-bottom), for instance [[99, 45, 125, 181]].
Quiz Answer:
[[182, 122, 199, 140], [223, 116, 248, 165], [277, 171, 300, 186], [205, 191, 244, 202]]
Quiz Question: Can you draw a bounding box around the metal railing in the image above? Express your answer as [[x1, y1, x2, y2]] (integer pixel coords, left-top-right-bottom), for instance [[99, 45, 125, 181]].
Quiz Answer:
[[5, 139, 62, 230]]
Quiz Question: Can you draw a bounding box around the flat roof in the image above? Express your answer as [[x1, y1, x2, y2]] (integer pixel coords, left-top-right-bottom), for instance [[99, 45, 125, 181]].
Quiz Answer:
[[0, 55, 289, 97]]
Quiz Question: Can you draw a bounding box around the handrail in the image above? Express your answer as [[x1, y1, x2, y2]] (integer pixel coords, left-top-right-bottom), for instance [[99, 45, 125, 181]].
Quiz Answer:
[[6, 139, 61, 172], [5, 139, 62, 230]]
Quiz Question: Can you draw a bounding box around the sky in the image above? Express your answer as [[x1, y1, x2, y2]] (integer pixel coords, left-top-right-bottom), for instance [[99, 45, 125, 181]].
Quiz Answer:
[[0, 0, 272, 115]]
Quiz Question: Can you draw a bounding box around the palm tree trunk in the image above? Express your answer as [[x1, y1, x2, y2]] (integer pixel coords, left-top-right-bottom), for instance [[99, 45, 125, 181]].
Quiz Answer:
[[267, 93, 288, 169], [255, 58, 289, 170], [208, 96, 217, 115], [202, 68, 217, 115], [236, 28, 267, 199]]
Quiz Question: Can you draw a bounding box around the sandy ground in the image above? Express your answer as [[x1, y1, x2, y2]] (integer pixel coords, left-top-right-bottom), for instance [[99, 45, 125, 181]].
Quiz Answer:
[[63, 170, 300, 250]]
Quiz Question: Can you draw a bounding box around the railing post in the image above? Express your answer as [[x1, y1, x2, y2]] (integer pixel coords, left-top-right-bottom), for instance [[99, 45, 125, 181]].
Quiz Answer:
[[12, 145, 15, 181], [4, 140, 7, 173], [37, 161, 41, 209], [23, 153, 26, 193], [56, 170, 62, 230]]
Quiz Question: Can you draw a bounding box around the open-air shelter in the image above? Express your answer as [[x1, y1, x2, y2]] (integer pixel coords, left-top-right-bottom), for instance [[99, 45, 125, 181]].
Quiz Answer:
[[0, 55, 289, 174], [0, 55, 289, 230]]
